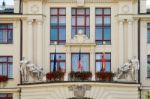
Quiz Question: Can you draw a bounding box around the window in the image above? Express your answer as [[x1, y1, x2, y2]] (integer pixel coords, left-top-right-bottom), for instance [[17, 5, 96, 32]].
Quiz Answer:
[[0, 56, 13, 78], [147, 23, 150, 43], [147, 55, 150, 77], [50, 53, 66, 72], [50, 8, 66, 45], [72, 8, 90, 38], [0, 93, 13, 99], [0, 23, 13, 44], [95, 53, 111, 72], [71, 53, 90, 72], [95, 8, 111, 45]]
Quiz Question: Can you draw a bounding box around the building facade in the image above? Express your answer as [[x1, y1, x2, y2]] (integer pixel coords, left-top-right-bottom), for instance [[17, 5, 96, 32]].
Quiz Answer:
[[0, 0, 149, 99]]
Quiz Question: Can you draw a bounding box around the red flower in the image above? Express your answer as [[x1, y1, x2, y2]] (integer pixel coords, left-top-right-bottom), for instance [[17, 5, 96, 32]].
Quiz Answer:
[[0, 75, 8, 82]]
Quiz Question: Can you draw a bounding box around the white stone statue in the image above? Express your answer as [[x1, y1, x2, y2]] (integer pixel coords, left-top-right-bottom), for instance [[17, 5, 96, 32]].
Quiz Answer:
[[114, 57, 139, 82], [20, 58, 45, 83], [20, 58, 30, 82], [130, 56, 139, 81]]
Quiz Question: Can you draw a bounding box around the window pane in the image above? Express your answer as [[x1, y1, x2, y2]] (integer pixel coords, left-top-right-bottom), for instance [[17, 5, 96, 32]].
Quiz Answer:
[[51, 9, 57, 15], [59, 9, 65, 15], [96, 54, 101, 60], [0, 24, 7, 29], [8, 57, 13, 62], [50, 28, 58, 40], [59, 62, 65, 72], [86, 9, 90, 15], [51, 16, 57, 26], [77, 9, 85, 15], [86, 17, 90, 26], [104, 16, 111, 26], [72, 54, 78, 72], [0, 57, 7, 62], [3, 64, 7, 76], [72, 9, 76, 15], [105, 53, 111, 59], [50, 54, 65, 72], [8, 64, 13, 78], [0, 30, 2, 42], [77, 16, 85, 26], [0, 64, 2, 75], [148, 30, 150, 43], [72, 16, 75, 26], [8, 24, 13, 29], [96, 9, 102, 15], [59, 16, 66, 26], [3, 30, 7, 43], [96, 62, 102, 72], [86, 27, 90, 38], [104, 9, 111, 14], [71, 28, 76, 38], [8, 30, 13, 43], [72, 54, 89, 72], [96, 28, 102, 40], [148, 23, 150, 28], [96, 16, 102, 25], [106, 62, 111, 72], [59, 28, 66, 40], [104, 27, 111, 40]]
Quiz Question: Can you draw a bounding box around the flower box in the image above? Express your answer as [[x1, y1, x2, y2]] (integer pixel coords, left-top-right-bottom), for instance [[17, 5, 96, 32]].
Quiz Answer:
[[95, 72, 114, 81], [0, 75, 8, 82], [69, 71, 92, 81], [46, 71, 65, 81]]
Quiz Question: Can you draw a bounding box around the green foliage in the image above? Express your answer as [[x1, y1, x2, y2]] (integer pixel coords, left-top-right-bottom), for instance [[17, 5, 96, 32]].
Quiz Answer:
[[146, 90, 150, 99]]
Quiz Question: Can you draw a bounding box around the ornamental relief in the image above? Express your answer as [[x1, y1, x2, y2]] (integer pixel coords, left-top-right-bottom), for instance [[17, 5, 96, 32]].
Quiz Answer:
[[122, 5, 130, 14], [31, 5, 39, 14]]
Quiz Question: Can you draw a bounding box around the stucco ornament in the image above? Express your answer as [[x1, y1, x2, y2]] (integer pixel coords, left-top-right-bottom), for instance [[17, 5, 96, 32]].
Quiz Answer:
[[114, 57, 139, 82], [72, 29, 89, 43], [69, 84, 91, 98], [20, 58, 45, 83], [31, 5, 39, 14], [122, 5, 129, 13], [77, 0, 84, 6]]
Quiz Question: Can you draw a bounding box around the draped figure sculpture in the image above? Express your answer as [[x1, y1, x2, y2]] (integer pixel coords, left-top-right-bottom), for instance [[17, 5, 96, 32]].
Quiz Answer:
[[114, 57, 139, 82], [20, 57, 45, 83]]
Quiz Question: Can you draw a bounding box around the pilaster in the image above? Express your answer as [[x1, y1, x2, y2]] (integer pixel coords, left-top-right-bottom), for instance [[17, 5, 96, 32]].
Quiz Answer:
[[27, 19, 33, 62], [127, 19, 133, 59], [119, 19, 124, 67], [37, 19, 43, 66]]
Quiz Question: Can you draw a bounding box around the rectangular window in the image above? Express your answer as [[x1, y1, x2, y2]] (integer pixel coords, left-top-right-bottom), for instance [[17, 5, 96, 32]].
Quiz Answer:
[[71, 8, 90, 38], [95, 53, 111, 72], [95, 8, 111, 45], [0, 23, 13, 44], [0, 93, 13, 99], [147, 23, 150, 43], [147, 55, 150, 77], [71, 53, 90, 72], [50, 53, 66, 72], [0, 56, 13, 78], [50, 8, 66, 45]]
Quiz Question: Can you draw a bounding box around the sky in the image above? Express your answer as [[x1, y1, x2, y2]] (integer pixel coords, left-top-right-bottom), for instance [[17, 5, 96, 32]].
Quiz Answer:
[[0, 0, 14, 5], [147, 0, 150, 6], [0, 0, 150, 6]]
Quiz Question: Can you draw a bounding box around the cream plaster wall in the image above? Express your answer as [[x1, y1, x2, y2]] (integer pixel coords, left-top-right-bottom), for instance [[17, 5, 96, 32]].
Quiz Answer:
[[0, 0, 147, 99], [20, 83, 139, 99]]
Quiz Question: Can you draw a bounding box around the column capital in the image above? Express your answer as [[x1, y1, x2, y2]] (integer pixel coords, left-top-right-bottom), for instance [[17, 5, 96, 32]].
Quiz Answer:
[[127, 19, 134, 24], [36, 19, 43, 24], [27, 19, 33, 24], [119, 19, 125, 22]]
